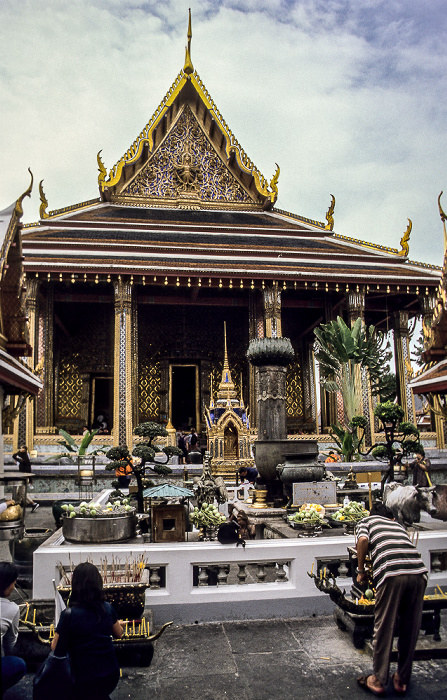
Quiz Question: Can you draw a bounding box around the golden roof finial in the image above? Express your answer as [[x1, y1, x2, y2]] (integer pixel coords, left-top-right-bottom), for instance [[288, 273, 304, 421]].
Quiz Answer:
[[398, 218, 412, 257], [438, 191, 447, 253], [39, 180, 49, 219], [97, 150, 107, 190], [217, 322, 237, 402], [324, 194, 335, 231], [269, 163, 280, 203], [183, 8, 194, 75], [14, 168, 33, 218]]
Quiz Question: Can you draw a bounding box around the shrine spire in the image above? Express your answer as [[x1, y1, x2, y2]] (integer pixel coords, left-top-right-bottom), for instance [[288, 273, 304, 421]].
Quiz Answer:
[[183, 8, 194, 75]]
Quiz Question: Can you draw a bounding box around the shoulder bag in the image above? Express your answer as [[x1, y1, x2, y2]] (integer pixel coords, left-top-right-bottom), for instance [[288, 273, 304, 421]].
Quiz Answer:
[[33, 608, 75, 700]]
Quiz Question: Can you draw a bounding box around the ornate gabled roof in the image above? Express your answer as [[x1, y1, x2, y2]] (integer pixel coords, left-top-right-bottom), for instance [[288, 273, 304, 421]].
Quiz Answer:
[[0, 170, 34, 358], [421, 193, 447, 362], [98, 16, 278, 211]]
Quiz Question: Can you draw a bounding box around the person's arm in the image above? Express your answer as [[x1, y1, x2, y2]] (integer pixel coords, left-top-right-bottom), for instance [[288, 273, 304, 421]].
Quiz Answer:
[[51, 632, 59, 651], [356, 535, 369, 585], [3, 607, 20, 655]]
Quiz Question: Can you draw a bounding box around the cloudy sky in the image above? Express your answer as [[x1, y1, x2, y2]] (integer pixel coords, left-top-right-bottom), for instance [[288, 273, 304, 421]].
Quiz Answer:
[[1, 0, 446, 266]]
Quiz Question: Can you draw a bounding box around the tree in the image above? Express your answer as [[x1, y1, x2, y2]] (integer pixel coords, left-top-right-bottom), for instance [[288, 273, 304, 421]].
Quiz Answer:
[[330, 416, 368, 462], [105, 422, 183, 513], [314, 316, 392, 423], [370, 402, 423, 487]]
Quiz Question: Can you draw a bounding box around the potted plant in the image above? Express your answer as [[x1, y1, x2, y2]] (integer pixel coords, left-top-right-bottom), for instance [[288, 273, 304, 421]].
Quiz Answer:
[[105, 422, 183, 513]]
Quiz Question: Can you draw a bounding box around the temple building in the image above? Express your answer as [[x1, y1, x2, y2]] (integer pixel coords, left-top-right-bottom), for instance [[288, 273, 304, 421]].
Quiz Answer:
[[6, 16, 442, 457]]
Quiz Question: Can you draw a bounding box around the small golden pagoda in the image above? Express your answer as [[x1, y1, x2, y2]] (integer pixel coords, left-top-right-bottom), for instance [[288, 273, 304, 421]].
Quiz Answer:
[[205, 324, 254, 479]]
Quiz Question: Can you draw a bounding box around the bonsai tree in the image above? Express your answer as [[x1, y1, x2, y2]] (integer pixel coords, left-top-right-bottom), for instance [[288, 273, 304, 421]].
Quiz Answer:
[[369, 401, 423, 488], [46, 429, 108, 462], [105, 421, 183, 513]]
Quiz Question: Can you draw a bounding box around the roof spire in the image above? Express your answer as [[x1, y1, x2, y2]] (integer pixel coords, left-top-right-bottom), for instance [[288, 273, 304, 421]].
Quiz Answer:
[[438, 191, 447, 253], [183, 8, 194, 75]]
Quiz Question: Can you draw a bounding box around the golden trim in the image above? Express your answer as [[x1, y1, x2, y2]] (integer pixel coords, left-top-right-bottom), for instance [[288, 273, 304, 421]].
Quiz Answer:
[[398, 218, 412, 257], [438, 191, 447, 253], [183, 9, 194, 75], [97, 150, 107, 191], [14, 168, 33, 218], [39, 180, 49, 219], [324, 194, 335, 231]]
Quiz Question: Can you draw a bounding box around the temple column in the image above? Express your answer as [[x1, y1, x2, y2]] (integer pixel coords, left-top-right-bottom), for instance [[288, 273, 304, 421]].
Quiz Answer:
[[24, 278, 40, 450], [418, 293, 436, 352], [320, 297, 337, 431], [301, 340, 318, 433], [346, 289, 374, 445], [43, 286, 55, 429], [418, 293, 443, 445], [393, 310, 416, 424], [131, 291, 139, 427], [248, 290, 263, 428], [113, 279, 133, 446]]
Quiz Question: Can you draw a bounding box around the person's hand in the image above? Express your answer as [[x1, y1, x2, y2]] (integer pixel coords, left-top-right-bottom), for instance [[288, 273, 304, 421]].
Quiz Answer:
[[356, 571, 367, 585], [6, 499, 15, 507]]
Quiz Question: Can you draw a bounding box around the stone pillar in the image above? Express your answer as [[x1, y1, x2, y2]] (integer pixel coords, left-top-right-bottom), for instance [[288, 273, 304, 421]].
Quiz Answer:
[[393, 310, 416, 424], [346, 289, 374, 445], [25, 278, 40, 450], [113, 279, 133, 446]]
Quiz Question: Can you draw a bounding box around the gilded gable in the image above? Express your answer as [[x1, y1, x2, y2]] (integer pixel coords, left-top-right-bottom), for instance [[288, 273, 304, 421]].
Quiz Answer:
[[121, 106, 253, 208]]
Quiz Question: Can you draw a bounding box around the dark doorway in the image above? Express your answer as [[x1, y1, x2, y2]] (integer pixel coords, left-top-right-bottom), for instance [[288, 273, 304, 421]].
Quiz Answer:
[[171, 365, 197, 431], [91, 376, 113, 432]]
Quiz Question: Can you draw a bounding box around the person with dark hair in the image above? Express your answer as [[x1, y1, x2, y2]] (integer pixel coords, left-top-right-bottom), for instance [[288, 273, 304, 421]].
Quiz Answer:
[[12, 445, 39, 512], [238, 466, 258, 484], [409, 449, 432, 488], [0, 561, 27, 693], [355, 501, 428, 696], [50, 562, 123, 700]]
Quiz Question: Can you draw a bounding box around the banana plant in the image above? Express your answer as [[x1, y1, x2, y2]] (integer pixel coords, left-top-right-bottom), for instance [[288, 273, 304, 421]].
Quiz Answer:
[[46, 429, 108, 462], [314, 316, 391, 424]]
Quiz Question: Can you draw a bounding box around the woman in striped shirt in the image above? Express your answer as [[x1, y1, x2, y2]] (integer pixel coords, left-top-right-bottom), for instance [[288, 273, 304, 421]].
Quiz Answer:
[[355, 501, 427, 696]]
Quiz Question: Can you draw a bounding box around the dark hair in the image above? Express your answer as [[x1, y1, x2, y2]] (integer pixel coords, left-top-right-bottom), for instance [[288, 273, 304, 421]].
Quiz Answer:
[[416, 448, 425, 457], [0, 561, 18, 596], [370, 500, 394, 519], [238, 467, 247, 475], [69, 562, 104, 610]]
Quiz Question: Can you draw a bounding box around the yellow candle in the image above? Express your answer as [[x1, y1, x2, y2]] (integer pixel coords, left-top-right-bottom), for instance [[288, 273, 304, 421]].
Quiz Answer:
[[24, 604, 29, 622], [132, 619, 135, 635], [33, 609, 36, 625], [310, 562, 314, 575]]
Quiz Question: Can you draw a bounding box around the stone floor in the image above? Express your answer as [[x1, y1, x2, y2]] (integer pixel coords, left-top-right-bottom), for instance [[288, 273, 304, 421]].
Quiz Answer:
[[3, 507, 447, 699]]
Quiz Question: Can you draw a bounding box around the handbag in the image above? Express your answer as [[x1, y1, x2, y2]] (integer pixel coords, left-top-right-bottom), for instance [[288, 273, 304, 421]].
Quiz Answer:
[[33, 609, 75, 700]]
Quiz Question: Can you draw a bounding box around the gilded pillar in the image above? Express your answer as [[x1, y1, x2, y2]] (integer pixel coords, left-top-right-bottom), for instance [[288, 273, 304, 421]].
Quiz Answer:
[[113, 280, 133, 447], [131, 291, 139, 427], [43, 285, 55, 429], [248, 291, 263, 428], [346, 289, 374, 445], [418, 293, 436, 351], [24, 278, 40, 450], [321, 298, 337, 431], [393, 310, 416, 424], [263, 282, 282, 338], [302, 340, 317, 432]]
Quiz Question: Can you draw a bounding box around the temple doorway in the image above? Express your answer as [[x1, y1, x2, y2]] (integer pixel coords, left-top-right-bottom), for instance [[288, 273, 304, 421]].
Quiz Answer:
[[91, 375, 113, 433], [170, 364, 198, 431]]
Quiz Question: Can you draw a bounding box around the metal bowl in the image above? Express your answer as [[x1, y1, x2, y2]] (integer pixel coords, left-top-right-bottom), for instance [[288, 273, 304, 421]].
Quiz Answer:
[[62, 512, 136, 543]]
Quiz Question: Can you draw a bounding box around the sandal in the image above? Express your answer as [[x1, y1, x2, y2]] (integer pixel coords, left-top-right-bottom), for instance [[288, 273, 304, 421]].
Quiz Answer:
[[392, 673, 407, 696], [357, 676, 386, 696]]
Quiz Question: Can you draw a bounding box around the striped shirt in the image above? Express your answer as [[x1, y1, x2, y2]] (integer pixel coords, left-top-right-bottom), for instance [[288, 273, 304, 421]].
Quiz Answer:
[[355, 515, 428, 590]]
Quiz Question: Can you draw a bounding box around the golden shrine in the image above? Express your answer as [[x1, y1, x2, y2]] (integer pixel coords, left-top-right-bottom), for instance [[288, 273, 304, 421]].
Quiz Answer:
[[205, 324, 254, 479], [4, 12, 444, 457]]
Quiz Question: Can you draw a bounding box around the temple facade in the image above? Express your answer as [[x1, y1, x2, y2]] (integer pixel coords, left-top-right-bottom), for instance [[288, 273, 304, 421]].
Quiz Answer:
[[6, 18, 442, 456]]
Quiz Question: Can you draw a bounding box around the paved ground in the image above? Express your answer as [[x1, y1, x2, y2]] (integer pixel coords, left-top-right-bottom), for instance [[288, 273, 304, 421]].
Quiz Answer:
[[3, 506, 447, 699]]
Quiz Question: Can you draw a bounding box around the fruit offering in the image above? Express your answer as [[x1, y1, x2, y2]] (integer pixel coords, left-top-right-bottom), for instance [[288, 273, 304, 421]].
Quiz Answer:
[[288, 503, 326, 525], [332, 502, 369, 522], [61, 498, 134, 518], [190, 504, 226, 529]]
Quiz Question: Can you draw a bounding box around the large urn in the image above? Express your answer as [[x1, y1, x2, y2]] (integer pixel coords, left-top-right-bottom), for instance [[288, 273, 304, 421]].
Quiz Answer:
[[62, 511, 137, 543]]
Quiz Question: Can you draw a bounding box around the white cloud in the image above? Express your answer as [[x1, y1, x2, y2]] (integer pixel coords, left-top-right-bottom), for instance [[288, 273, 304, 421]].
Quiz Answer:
[[1, 0, 446, 265]]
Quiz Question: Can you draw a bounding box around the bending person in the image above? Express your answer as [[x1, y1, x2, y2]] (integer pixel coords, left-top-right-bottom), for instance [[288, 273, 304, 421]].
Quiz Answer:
[[0, 561, 27, 694], [51, 562, 123, 700]]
